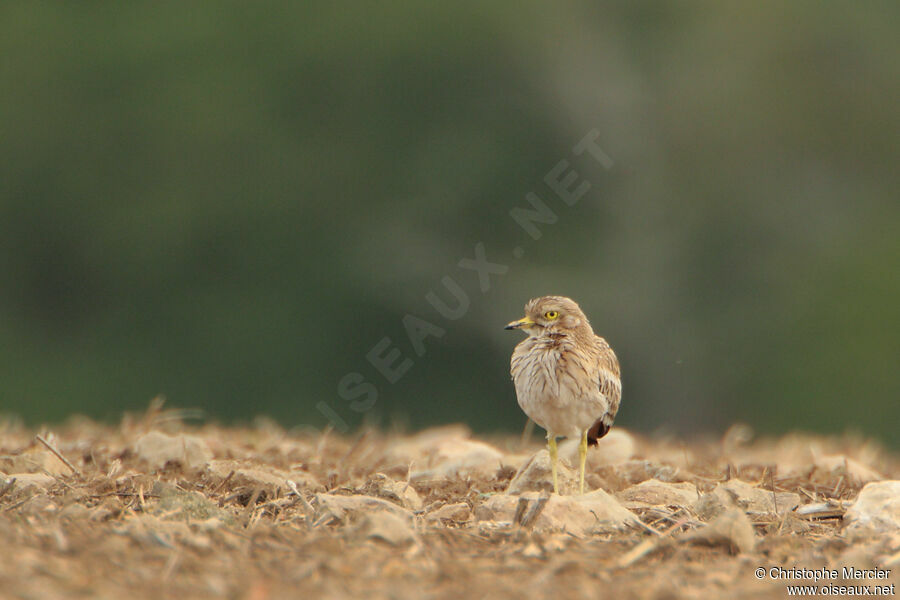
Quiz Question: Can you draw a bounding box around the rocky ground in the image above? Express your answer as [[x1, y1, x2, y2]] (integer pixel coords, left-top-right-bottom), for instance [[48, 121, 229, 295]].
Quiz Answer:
[[1, 406, 898, 599]]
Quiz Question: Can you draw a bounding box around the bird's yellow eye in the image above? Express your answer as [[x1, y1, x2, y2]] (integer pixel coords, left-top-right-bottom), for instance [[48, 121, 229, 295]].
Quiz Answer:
[[544, 310, 559, 320]]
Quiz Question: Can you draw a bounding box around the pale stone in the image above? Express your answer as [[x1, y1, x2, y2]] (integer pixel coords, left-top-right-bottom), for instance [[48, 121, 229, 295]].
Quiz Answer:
[[151, 481, 233, 524], [386, 426, 508, 480], [506, 449, 578, 495], [208, 459, 319, 492], [694, 479, 801, 520], [476, 489, 638, 536], [315, 493, 414, 522], [814, 454, 884, 484], [366, 473, 423, 511], [426, 502, 471, 523], [614, 460, 682, 484], [10, 448, 73, 476], [616, 479, 698, 509], [686, 508, 756, 554], [558, 429, 636, 467], [385, 425, 473, 463], [844, 481, 900, 533], [413, 439, 506, 480], [134, 431, 212, 470], [357, 511, 417, 546], [6, 472, 55, 491]]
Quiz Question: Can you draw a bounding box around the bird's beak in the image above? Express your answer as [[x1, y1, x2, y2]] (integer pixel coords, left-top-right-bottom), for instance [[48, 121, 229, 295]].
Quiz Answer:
[[505, 316, 534, 330]]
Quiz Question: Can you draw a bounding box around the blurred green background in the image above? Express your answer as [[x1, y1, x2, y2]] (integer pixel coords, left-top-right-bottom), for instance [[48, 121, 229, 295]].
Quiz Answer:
[[1, 3, 897, 443]]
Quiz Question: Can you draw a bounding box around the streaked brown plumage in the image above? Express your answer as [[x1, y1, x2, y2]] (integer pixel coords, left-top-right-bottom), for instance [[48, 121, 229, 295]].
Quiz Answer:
[[505, 296, 621, 494]]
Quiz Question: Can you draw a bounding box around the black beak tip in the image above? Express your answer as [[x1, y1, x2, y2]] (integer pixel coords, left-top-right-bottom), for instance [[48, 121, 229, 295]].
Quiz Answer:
[[504, 324, 515, 330]]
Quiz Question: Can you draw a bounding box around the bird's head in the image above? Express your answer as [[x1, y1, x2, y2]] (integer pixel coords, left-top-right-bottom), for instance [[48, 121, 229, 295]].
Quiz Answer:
[[505, 295, 592, 337]]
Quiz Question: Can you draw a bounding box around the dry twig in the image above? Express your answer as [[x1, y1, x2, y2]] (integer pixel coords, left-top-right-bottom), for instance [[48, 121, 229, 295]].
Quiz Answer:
[[35, 434, 79, 475]]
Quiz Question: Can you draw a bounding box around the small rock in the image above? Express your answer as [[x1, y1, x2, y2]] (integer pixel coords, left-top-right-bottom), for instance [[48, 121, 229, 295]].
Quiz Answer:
[[474, 494, 524, 525], [693, 493, 727, 522], [386, 426, 508, 480], [614, 460, 682, 485], [357, 511, 417, 546], [814, 454, 884, 485], [694, 479, 800, 520], [521, 542, 543, 558], [315, 493, 414, 523], [506, 450, 578, 495], [208, 460, 319, 493], [151, 481, 233, 524], [547, 490, 639, 534], [413, 439, 507, 480], [134, 431, 212, 470], [616, 479, 698, 509], [6, 473, 55, 491], [476, 489, 638, 536], [208, 461, 285, 487], [365, 473, 423, 511], [10, 448, 73, 476], [426, 502, 471, 523], [558, 429, 636, 467], [686, 508, 756, 554], [385, 425, 472, 462], [844, 481, 900, 533]]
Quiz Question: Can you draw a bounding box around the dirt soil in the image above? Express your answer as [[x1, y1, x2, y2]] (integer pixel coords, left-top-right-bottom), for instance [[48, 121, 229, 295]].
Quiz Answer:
[[1, 408, 897, 600]]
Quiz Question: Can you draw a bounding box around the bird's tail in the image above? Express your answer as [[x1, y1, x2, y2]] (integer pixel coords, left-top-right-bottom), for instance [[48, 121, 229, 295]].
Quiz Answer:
[[586, 416, 612, 446]]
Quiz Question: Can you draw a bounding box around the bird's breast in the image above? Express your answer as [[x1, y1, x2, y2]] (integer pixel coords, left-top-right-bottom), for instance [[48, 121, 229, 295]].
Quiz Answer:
[[510, 338, 604, 437]]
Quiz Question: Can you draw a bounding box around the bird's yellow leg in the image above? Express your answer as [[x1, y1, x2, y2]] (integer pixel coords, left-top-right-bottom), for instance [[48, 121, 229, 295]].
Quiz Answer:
[[547, 433, 559, 494], [579, 429, 588, 495]]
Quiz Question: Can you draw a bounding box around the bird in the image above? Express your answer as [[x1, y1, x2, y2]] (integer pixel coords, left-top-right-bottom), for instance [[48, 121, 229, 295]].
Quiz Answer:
[[505, 296, 621, 495]]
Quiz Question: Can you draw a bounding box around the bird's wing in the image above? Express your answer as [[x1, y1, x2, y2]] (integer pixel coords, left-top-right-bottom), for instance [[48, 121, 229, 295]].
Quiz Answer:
[[587, 336, 621, 445]]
